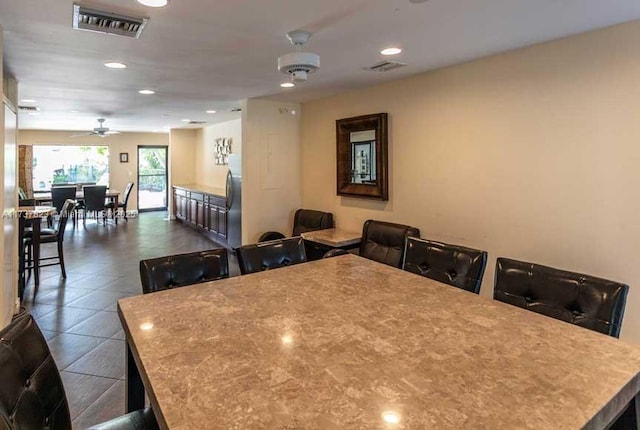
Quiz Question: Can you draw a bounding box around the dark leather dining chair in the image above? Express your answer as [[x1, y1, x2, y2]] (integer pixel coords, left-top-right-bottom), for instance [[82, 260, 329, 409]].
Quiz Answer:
[[81, 185, 108, 225], [50, 186, 77, 227], [402, 237, 487, 294], [237, 237, 307, 275], [494, 257, 628, 338], [359, 220, 420, 268], [24, 199, 74, 279], [0, 312, 158, 430], [139, 249, 229, 294], [106, 182, 134, 224], [258, 209, 333, 242]]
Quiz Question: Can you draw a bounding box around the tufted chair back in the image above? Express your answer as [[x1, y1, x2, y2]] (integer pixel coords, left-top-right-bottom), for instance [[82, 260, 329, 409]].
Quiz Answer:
[[82, 186, 107, 212], [0, 312, 72, 430], [237, 237, 307, 275], [51, 187, 77, 213], [140, 249, 229, 294], [494, 258, 628, 338], [403, 237, 487, 294], [359, 220, 420, 268], [291, 209, 333, 236]]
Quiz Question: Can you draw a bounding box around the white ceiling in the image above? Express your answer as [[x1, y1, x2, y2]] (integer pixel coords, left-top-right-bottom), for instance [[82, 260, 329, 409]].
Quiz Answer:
[[2, 0, 640, 133]]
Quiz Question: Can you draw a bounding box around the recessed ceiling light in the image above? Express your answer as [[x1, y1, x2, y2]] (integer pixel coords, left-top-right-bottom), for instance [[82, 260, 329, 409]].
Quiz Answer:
[[137, 0, 169, 6], [382, 411, 400, 424], [380, 47, 402, 56], [181, 119, 190, 122], [21, 99, 37, 103], [280, 82, 295, 88], [138, 89, 155, 95], [70, 110, 80, 113], [139, 322, 154, 330], [206, 110, 217, 114], [104, 62, 127, 69]]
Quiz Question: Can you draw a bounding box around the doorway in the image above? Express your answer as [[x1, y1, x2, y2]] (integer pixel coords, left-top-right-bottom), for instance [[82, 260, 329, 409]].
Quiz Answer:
[[137, 146, 168, 211]]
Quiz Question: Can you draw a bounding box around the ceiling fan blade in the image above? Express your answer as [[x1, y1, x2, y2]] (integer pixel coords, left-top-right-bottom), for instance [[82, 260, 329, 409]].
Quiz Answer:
[[70, 132, 95, 138], [104, 130, 120, 135]]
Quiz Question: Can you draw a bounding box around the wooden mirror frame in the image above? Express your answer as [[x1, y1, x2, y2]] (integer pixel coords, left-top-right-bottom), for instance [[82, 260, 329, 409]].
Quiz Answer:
[[336, 113, 388, 200]]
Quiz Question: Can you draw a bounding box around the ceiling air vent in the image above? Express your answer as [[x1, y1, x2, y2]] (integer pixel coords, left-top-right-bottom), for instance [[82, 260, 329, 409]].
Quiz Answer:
[[187, 121, 207, 125], [229, 108, 242, 113], [364, 60, 408, 72], [72, 4, 148, 38], [18, 106, 40, 112]]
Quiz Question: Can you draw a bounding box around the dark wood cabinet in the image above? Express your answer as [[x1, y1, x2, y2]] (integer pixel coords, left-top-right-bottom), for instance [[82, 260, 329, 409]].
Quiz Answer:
[[172, 186, 229, 247], [174, 188, 188, 221]]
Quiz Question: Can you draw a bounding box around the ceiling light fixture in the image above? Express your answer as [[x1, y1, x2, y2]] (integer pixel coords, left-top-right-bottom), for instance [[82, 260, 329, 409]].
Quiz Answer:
[[206, 110, 217, 114], [380, 47, 402, 56], [280, 82, 295, 88], [136, 0, 169, 7], [104, 62, 127, 69], [70, 110, 80, 113], [382, 411, 400, 424], [181, 119, 190, 122], [138, 89, 155, 95], [278, 30, 320, 83], [21, 99, 37, 103]]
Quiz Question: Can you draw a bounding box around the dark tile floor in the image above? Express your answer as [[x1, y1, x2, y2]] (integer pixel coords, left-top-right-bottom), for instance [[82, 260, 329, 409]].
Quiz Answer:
[[22, 212, 238, 429]]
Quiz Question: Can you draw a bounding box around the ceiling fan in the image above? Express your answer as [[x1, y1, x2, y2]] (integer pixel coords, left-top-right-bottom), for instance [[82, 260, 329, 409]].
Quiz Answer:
[[71, 118, 120, 138]]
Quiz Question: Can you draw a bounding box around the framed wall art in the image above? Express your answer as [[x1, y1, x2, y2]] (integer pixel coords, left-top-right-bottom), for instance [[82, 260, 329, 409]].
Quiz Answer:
[[214, 137, 232, 165]]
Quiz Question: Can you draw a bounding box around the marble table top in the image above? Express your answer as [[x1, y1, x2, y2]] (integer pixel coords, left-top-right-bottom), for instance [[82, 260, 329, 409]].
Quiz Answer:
[[118, 254, 640, 429], [301, 228, 361, 247]]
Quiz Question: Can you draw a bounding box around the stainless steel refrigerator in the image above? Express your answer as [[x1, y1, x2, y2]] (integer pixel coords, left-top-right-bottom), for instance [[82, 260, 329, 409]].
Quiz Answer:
[[226, 154, 242, 249]]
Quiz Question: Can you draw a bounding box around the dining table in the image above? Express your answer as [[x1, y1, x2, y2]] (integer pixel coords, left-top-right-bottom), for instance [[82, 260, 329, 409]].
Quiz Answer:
[[300, 227, 361, 260], [117, 254, 640, 429], [33, 189, 120, 206], [17, 205, 56, 295]]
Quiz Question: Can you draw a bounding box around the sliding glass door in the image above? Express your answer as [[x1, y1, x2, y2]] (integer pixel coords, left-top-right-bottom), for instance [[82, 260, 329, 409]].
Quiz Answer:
[[137, 146, 167, 211]]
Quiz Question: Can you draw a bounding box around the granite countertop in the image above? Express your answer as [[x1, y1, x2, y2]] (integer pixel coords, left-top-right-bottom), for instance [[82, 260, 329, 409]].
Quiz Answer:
[[172, 183, 226, 197], [301, 228, 362, 247], [118, 254, 640, 429]]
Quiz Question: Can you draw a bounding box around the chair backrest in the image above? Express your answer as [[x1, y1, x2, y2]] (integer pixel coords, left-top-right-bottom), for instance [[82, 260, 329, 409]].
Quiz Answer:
[[0, 312, 72, 430], [359, 220, 420, 268], [82, 185, 107, 211], [18, 187, 28, 200], [19, 199, 35, 207], [237, 237, 307, 275], [494, 257, 628, 338], [121, 182, 134, 207], [402, 237, 487, 294], [323, 249, 349, 259], [291, 209, 333, 236], [139, 249, 229, 294], [51, 186, 77, 212], [55, 199, 75, 241]]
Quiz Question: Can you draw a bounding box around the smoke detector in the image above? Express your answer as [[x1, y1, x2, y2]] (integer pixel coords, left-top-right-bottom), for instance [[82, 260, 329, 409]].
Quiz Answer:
[[277, 30, 320, 83]]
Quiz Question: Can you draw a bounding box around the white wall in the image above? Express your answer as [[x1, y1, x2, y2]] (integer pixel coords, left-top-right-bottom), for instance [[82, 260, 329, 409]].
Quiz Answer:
[[301, 21, 640, 343], [169, 128, 197, 187], [0, 25, 9, 328], [241, 99, 301, 244], [195, 119, 242, 190], [18, 130, 169, 211]]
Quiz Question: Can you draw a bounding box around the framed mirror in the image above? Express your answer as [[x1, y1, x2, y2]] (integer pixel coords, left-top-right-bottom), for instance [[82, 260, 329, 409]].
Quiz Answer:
[[336, 113, 388, 200]]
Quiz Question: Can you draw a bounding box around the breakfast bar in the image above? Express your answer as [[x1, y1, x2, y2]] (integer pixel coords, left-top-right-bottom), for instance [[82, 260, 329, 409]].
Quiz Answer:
[[118, 255, 640, 429]]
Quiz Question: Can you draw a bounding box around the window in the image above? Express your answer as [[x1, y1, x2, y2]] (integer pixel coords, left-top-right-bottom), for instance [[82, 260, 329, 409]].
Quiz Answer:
[[32, 145, 109, 191]]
